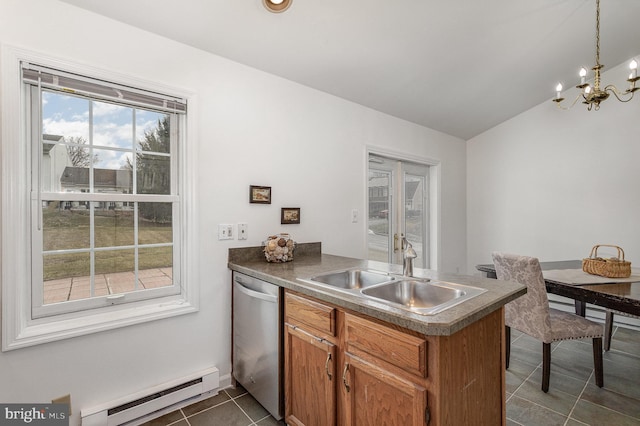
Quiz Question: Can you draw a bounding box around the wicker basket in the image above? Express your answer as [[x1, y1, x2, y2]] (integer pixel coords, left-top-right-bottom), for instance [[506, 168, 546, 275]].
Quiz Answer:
[[582, 245, 631, 278]]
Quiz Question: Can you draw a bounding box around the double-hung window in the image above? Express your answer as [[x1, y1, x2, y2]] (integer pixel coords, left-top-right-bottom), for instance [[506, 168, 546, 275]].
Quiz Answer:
[[1, 48, 197, 350], [24, 64, 186, 317]]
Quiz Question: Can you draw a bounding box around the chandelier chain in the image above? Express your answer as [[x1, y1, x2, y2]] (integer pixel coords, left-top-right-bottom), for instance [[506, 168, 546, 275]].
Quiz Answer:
[[593, 0, 602, 92], [595, 0, 601, 66]]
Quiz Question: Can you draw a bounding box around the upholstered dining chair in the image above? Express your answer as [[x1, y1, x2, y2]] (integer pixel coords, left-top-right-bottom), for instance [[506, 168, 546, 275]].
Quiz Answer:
[[492, 252, 604, 393]]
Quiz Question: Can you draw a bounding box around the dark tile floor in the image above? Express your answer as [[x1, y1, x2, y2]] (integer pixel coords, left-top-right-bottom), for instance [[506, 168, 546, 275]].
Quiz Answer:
[[506, 325, 640, 426], [142, 325, 640, 426], [139, 385, 284, 426]]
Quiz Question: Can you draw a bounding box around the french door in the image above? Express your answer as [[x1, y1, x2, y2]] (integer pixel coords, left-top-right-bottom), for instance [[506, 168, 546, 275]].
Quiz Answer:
[[367, 154, 430, 269]]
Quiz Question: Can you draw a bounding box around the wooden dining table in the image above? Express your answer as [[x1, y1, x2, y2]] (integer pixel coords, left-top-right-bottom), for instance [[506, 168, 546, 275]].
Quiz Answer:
[[476, 260, 640, 317]]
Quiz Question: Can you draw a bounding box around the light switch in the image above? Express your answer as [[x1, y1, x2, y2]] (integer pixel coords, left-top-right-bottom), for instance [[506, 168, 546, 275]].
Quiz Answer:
[[351, 209, 358, 223], [218, 224, 234, 240], [238, 223, 248, 240]]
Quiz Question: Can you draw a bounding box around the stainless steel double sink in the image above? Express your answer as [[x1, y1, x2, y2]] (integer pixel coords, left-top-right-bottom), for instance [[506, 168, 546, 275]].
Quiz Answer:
[[299, 268, 486, 315]]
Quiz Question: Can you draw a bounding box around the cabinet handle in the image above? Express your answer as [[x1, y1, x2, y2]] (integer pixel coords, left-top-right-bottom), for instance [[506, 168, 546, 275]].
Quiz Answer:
[[342, 363, 350, 392], [325, 353, 332, 380]]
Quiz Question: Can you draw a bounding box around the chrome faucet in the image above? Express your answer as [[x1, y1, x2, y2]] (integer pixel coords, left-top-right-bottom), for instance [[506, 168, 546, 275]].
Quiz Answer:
[[402, 237, 417, 277]]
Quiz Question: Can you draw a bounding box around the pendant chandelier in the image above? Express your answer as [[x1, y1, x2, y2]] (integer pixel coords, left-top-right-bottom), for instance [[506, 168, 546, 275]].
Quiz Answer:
[[553, 0, 639, 110]]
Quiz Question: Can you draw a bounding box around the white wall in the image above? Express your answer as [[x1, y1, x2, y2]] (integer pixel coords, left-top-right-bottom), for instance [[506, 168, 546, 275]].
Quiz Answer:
[[467, 59, 640, 273], [0, 0, 466, 421]]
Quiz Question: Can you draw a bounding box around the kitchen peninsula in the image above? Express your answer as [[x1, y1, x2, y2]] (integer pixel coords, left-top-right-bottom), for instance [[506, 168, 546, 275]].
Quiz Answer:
[[229, 243, 525, 426]]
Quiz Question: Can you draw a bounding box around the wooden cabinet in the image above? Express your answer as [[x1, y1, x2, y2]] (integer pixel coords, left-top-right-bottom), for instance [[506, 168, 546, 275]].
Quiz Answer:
[[284, 289, 505, 426], [342, 353, 428, 426], [284, 292, 338, 426], [285, 324, 336, 426], [342, 312, 428, 426]]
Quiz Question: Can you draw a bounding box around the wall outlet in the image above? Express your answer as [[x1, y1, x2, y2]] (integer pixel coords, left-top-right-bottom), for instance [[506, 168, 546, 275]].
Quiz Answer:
[[52, 394, 71, 415], [218, 224, 234, 240], [238, 223, 248, 240]]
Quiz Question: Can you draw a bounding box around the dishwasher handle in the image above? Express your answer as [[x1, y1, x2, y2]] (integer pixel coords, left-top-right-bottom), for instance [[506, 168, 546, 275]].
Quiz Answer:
[[234, 280, 278, 303]]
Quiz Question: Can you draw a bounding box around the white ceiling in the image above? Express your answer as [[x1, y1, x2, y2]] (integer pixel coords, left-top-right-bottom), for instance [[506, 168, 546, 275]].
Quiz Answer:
[[59, 0, 640, 140]]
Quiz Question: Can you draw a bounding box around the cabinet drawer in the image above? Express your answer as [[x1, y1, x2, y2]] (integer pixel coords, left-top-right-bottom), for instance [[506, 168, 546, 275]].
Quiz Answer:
[[345, 313, 427, 378], [285, 291, 336, 337]]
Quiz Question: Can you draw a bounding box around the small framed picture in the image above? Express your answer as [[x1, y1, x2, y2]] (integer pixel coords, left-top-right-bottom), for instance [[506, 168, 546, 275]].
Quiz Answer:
[[281, 207, 301, 224], [250, 185, 271, 204]]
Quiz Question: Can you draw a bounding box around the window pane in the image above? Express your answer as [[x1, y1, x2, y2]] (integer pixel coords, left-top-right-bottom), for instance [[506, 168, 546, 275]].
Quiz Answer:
[[94, 203, 135, 248], [43, 203, 90, 250], [43, 252, 93, 304], [43, 277, 72, 305], [92, 101, 133, 150], [68, 274, 109, 301], [135, 114, 170, 194], [60, 164, 90, 193], [95, 249, 137, 294], [138, 202, 173, 243], [42, 91, 92, 193], [139, 247, 173, 289], [93, 148, 133, 193], [93, 148, 133, 170], [137, 111, 170, 154], [42, 91, 90, 143], [43, 251, 90, 282], [137, 153, 170, 194], [65, 143, 95, 168]]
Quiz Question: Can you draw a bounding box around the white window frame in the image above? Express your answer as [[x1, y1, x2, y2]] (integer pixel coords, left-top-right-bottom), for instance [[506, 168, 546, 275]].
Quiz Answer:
[[1, 45, 200, 351], [29, 85, 181, 318]]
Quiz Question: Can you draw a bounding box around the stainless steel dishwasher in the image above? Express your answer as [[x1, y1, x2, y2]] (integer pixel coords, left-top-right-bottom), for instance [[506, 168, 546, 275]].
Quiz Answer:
[[232, 272, 283, 420]]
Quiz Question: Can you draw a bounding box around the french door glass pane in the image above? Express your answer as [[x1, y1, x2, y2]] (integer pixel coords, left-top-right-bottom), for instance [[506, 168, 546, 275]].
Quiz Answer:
[[368, 170, 391, 263], [404, 173, 426, 269]]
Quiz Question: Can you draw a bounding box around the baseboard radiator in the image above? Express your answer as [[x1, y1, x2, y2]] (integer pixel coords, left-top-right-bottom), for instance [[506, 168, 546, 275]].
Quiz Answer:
[[81, 367, 219, 426]]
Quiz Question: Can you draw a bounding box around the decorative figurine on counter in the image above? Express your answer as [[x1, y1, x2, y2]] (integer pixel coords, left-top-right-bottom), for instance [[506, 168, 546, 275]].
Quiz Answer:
[[264, 233, 295, 262]]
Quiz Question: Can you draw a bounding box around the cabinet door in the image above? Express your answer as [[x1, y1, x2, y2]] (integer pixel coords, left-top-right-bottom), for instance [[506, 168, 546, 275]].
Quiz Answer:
[[285, 324, 337, 426], [342, 353, 428, 426]]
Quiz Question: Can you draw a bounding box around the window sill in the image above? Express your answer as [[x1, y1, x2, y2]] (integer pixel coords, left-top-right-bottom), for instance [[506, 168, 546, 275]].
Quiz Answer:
[[3, 297, 198, 351]]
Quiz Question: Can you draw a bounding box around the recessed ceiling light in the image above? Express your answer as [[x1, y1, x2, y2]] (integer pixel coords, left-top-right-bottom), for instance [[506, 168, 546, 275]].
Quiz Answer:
[[263, 0, 292, 13]]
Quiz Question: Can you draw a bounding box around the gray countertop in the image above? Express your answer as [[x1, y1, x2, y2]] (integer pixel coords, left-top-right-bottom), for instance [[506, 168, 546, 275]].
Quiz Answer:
[[228, 243, 526, 336]]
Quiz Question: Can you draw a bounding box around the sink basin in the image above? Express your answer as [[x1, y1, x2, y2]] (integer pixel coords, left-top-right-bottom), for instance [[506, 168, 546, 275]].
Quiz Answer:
[[305, 269, 394, 290], [300, 269, 486, 315], [361, 279, 486, 315]]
